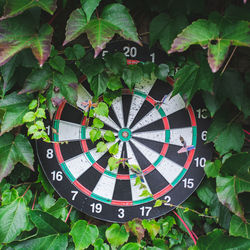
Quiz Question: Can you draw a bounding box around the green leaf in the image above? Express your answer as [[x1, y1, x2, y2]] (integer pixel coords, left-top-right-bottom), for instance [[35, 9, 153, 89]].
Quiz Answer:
[[142, 220, 160, 240], [37, 165, 54, 195], [109, 142, 119, 155], [150, 13, 188, 52], [46, 198, 68, 219], [121, 243, 141, 250], [122, 65, 143, 90], [64, 44, 85, 60], [107, 75, 123, 91], [1, 188, 19, 206], [81, 0, 101, 22], [104, 130, 115, 142], [23, 111, 36, 122], [70, 220, 99, 250], [93, 238, 110, 250], [155, 64, 169, 81], [96, 141, 107, 152], [49, 56, 65, 74], [0, 92, 32, 133], [90, 129, 102, 143], [0, 14, 53, 67], [108, 157, 120, 171], [29, 210, 70, 236], [0, 133, 34, 181], [154, 199, 163, 207], [35, 120, 45, 130], [102, 3, 140, 44], [84, 19, 120, 57], [173, 58, 213, 103], [28, 100, 38, 110], [90, 72, 108, 97], [158, 216, 176, 237], [95, 102, 109, 117], [0, 197, 28, 243], [105, 224, 129, 247], [18, 66, 52, 94], [35, 108, 46, 119], [92, 118, 104, 129], [196, 229, 250, 250], [13, 234, 68, 250], [230, 215, 250, 240], [63, 8, 87, 46], [104, 52, 127, 75], [1, 0, 57, 19], [207, 112, 244, 155], [126, 219, 145, 243], [204, 159, 222, 178], [38, 193, 56, 211]]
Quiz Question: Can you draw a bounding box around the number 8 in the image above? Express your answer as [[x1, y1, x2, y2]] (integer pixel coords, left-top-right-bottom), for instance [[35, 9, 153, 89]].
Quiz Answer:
[[46, 149, 54, 159]]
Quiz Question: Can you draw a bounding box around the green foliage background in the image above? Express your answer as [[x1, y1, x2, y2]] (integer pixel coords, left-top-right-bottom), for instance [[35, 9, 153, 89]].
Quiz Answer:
[[0, 0, 250, 249]]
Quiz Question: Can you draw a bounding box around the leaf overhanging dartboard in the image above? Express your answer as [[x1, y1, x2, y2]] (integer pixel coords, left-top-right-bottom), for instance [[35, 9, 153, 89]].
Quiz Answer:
[[0, 15, 53, 67]]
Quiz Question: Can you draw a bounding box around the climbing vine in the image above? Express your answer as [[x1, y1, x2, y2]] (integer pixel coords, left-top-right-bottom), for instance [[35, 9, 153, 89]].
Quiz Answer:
[[0, 0, 250, 249]]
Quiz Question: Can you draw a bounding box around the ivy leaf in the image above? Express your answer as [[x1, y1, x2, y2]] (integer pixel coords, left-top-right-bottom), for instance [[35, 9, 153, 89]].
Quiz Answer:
[[207, 111, 244, 155], [23, 111, 36, 122], [49, 56, 65, 74], [96, 141, 107, 152], [0, 133, 34, 182], [150, 13, 188, 52], [0, 92, 32, 134], [84, 19, 120, 57], [173, 58, 213, 103], [105, 224, 129, 247], [122, 65, 143, 90], [109, 142, 119, 155], [104, 52, 127, 75], [0, 197, 28, 243], [168, 19, 250, 72], [63, 8, 87, 46], [64, 44, 85, 60], [108, 157, 120, 171], [37, 165, 54, 195], [92, 118, 104, 129], [69, 220, 99, 250], [158, 216, 176, 238], [104, 130, 115, 142], [121, 243, 141, 250], [1, 0, 57, 19], [126, 219, 145, 243], [12, 234, 68, 250], [107, 75, 123, 91], [1, 188, 19, 206], [29, 210, 70, 236], [155, 64, 169, 81], [18, 66, 52, 94], [0, 15, 53, 67], [229, 215, 250, 239], [95, 102, 109, 117], [204, 160, 222, 178], [93, 238, 110, 250], [90, 72, 108, 97], [38, 193, 56, 211], [90, 129, 102, 143], [102, 3, 140, 44], [196, 229, 250, 250], [81, 0, 102, 22], [142, 220, 160, 240]]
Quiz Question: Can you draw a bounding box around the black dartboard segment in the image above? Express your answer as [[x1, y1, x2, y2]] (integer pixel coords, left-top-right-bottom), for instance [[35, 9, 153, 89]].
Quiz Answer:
[[37, 41, 212, 222]]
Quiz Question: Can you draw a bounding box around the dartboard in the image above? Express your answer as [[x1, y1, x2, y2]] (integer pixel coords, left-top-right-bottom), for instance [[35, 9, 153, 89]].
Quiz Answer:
[[37, 41, 212, 222]]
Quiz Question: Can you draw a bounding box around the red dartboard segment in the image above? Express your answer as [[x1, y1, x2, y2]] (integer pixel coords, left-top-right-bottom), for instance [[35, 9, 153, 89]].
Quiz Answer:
[[37, 40, 213, 223]]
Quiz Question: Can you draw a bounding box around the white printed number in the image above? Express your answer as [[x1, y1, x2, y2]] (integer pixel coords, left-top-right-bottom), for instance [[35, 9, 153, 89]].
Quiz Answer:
[[150, 53, 155, 62], [46, 125, 50, 135], [123, 46, 137, 57], [201, 131, 207, 141], [51, 171, 63, 181], [196, 108, 208, 119], [71, 191, 78, 200], [90, 203, 102, 213], [183, 178, 194, 189], [102, 50, 108, 58], [164, 195, 171, 206], [118, 208, 125, 218], [46, 149, 54, 159], [140, 206, 152, 216], [195, 157, 206, 168]]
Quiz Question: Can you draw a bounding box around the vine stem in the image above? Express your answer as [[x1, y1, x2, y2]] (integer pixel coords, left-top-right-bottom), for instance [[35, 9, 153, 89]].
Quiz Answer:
[[65, 205, 73, 223], [12, 182, 33, 188], [220, 46, 237, 75], [22, 184, 31, 197], [243, 129, 250, 135], [32, 191, 37, 210]]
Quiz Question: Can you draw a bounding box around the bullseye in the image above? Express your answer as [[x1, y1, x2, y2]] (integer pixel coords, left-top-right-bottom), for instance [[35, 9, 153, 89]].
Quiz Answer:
[[118, 128, 132, 142]]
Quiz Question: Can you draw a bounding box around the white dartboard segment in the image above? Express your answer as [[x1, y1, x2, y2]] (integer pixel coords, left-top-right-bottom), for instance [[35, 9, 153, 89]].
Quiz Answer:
[[58, 120, 82, 141]]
